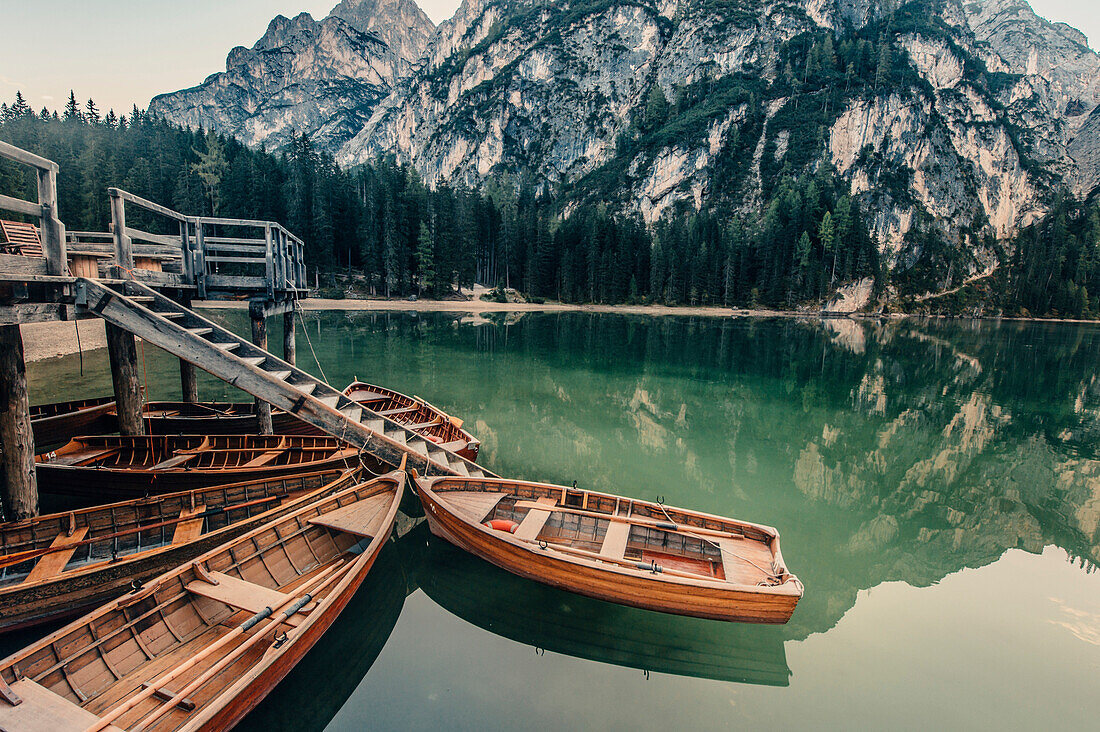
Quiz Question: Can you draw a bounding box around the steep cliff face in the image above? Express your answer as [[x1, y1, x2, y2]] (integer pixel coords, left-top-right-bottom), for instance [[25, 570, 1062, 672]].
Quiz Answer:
[[340, 0, 1098, 269], [152, 0, 1100, 284], [149, 0, 435, 153]]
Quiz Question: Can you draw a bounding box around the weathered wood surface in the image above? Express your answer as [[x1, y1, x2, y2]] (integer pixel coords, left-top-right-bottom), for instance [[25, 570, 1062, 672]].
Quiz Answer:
[[81, 279, 494, 480], [0, 324, 38, 520], [0, 193, 41, 218], [283, 308, 296, 366], [104, 322, 143, 437], [249, 304, 274, 435]]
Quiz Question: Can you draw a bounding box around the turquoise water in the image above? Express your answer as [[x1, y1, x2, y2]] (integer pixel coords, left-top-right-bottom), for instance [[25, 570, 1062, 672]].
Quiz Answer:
[[24, 311, 1100, 730]]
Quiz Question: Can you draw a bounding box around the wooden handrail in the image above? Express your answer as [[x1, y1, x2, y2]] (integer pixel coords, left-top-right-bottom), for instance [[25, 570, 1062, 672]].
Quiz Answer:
[[0, 141, 67, 274], [0, 140, 58, 172]]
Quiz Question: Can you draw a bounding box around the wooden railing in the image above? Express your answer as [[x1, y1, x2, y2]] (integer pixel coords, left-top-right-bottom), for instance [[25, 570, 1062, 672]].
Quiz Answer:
[[105, 188, 306, 299], [0, 140, 67, 276]]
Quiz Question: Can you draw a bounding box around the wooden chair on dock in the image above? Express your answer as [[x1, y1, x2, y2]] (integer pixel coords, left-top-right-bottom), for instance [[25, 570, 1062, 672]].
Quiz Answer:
[[0, 220, 44, 257]]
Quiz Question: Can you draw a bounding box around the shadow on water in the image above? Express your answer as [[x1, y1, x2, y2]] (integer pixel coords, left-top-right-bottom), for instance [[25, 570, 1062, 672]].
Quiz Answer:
[[236, 540, 411, 732], [403, 522, 791, 686]]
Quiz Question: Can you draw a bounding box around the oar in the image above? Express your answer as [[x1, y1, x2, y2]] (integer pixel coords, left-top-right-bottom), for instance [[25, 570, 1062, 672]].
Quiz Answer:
[[128, 556, 361, 731], [0, 496, 282, 571], [86, 559, 349, 732]]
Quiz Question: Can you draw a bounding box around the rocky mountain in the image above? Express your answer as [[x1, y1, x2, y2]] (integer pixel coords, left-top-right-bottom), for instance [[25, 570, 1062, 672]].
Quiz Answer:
[[152, 0, 1100, 291], [149, 0, 434, 153]]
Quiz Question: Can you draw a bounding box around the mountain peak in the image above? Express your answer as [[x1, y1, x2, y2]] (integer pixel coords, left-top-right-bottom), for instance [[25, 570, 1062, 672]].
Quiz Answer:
[[327, 0, 435, 60]]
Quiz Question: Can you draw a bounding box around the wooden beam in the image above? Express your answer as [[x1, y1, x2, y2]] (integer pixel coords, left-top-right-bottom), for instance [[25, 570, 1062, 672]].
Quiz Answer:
[[109, 190, 133, 270], [105, 323, 144, 436], [0, 194, 41, 218], [0, 140, 58, 171], [107, 188, 190, 223], [36, 166, 67, 276], [0, 324, 38, 520], [249, 303, 273, 435], [283, 308, 296, 366], [0, 304, 71, 325]]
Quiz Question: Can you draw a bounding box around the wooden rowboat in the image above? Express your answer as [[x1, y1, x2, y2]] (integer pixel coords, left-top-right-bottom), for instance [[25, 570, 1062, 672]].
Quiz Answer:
[[139, 402, 315, 437], [35, 435, 364, 501], [415, 476, 803, 623], [0, 469, 405, 731], [31, 396, 117, 450], [0, 469, 356, 633], [343, 381, 480, 462]]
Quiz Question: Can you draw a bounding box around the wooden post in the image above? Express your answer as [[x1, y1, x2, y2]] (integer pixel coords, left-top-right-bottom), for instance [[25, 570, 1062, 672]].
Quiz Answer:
[[106, 323, 144, 436], [283, 307, 296, 366], [249, 302, 273, 435], [179, 299, 199, 403], [37, 165, 67, 276], [194, 221, 207, 299], [109, 189, 134, 271], [0, 325, 38, 520]]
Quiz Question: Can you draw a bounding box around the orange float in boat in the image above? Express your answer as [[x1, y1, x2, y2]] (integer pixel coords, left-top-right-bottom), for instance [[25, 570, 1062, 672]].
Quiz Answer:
[[483, 519, 520, 533]]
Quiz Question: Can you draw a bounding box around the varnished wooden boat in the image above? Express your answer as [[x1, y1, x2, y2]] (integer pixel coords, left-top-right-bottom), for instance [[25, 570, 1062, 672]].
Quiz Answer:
[[408, 523, 791, 685], [140, 402, 315, 437], [0, 469, 405, 731], [343, 381, 480, 462], [35, 435, 363, 500], [415, 476, 803, 623], [31, 396, 117, 450], [0, 469, 356, 633]]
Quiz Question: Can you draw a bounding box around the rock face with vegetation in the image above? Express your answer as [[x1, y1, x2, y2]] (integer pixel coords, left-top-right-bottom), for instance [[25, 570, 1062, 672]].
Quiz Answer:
[[149, 0, 434, 153], [136, 1, 1100, 311]]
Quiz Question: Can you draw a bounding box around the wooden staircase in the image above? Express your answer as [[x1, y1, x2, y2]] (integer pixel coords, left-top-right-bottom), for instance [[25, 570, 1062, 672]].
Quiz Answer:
[[77, 278, 495, 479]]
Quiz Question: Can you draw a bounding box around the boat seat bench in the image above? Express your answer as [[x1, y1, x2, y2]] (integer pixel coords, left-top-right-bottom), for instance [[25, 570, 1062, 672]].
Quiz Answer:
[[172, 505, 206, 545], [186, 571, 302, 627], [513, 497, 558, 541], [307, 493, 392, 538], [23, 527, 89, 584], [599, 521, 631, 560], [0, 678, 124, 731]]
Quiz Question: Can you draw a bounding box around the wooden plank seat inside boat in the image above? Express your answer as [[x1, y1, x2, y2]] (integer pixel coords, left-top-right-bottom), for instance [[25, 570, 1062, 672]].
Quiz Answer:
[[186, 571, 302, 627], [377, 406, 418, 418], [307, 493, 393, 538], [23, 527, 89, 584], [599, 520, 630, 560], [444, 491, 508, 524], [514, 497, 557, 541], [172, 506, 206, 545], [0, 678, 123, 732]]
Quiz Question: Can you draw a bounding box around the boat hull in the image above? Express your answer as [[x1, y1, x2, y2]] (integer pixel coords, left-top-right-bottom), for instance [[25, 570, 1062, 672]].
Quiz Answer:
[[31, 398, 117, 449], [419, 486, 800, 624], [0, 471, 352, 633]]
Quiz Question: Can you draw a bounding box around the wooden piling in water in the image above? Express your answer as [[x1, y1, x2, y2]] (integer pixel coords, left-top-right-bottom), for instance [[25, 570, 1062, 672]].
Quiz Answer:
[[179, 297, 199, 402], [0, 325, 39, 520], [106, 323, 144, 436], [283, 308, 296, 366], [250, 303, 274, 435]]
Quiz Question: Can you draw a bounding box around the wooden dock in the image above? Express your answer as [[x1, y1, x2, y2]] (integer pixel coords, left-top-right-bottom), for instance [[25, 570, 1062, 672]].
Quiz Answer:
[[0, 140, 494, 521]]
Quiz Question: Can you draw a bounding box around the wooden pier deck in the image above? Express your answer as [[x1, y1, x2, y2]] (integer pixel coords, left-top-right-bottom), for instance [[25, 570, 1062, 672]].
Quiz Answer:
[[0, 140, 494, 521]]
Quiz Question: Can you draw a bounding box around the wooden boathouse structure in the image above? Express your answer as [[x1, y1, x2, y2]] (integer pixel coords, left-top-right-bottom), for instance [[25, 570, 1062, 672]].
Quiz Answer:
[[0, 140, 493, 521]]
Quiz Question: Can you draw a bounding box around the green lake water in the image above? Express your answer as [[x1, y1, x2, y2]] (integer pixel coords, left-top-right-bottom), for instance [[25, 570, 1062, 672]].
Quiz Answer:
[[21, 311, 1100, 730]]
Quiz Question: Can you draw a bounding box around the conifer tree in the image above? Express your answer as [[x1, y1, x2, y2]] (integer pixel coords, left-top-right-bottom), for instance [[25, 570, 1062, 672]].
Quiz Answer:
[[84, 98, 100, 123], [64, 91, 81, 121]]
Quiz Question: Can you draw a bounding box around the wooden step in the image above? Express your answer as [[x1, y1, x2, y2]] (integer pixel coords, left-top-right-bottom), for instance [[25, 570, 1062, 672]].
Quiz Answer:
[[242, 356, 266, 367], [187, 328, 213, 337], [213, 342, 240, 352], [317, 395, 340, 409], [292, 382, 317, 396], [339, 405, 362, 423], [268, 370, 292, 381], [468, 468, 485, 478], [450, 460, 469, 477], [409, 439, 429, 457], [384, 429, 406, 445], [364, 419, 385, 433], [159, 311, 185, 320]]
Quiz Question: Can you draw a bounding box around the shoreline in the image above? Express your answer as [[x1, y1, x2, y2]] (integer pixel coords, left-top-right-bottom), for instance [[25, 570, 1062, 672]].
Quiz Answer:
[[21, 298, 1099, 364]]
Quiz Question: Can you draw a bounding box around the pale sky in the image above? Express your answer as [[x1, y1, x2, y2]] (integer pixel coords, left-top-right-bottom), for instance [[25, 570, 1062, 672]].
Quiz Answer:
[[0, 0, 1094, 115]]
